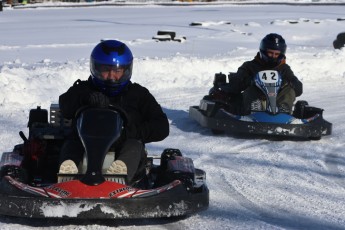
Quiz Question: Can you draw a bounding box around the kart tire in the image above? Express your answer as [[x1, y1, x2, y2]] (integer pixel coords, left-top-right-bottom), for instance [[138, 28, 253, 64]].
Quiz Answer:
[[309, 135, 321, 141], [211, 129, 224, 135], [293, 100, 309, 118], [333, 39, 344, 49], [336, 32, 345, 42]]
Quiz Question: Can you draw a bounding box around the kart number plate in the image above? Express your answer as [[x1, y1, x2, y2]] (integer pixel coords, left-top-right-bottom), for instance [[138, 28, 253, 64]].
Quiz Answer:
[[257, 70, 279, 84]]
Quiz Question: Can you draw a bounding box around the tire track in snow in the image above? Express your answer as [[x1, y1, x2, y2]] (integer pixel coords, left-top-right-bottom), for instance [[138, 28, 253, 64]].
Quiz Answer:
[[201, 137, 344, 230], [215, 166, 344, 230], [325, 153, 345, 189]]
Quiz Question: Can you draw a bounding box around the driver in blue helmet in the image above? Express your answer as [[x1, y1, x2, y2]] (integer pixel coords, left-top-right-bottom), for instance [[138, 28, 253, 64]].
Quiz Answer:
[[58, 40, 169, 184], [211, 33, 303, 114]]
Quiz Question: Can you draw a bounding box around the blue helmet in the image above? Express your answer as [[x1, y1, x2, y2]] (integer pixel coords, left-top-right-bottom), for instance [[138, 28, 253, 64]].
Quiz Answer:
[[259, 33, 286, 66], [90, 40, 133, 96]]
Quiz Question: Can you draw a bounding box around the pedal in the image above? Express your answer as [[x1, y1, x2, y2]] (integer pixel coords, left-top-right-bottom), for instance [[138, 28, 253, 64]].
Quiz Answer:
[[57, 173, 80, 183], [104, 175, 127, 184]]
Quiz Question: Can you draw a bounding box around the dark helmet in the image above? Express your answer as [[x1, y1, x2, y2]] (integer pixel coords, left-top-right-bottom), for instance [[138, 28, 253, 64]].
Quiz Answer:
[[90, 40, 133, 96], [259, 33, 287, 66]]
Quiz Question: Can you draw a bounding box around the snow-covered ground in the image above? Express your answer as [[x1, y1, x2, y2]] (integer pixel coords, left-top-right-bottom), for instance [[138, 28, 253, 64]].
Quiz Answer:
[[1, 2, 345, 229]]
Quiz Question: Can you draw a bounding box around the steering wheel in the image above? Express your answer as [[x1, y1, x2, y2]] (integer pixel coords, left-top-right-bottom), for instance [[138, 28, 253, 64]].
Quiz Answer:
[[74, 104, 129, 127]]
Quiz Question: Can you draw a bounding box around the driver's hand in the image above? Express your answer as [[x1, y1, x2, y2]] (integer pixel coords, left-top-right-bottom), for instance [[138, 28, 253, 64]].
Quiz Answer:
[[85, 91, 110, 108]]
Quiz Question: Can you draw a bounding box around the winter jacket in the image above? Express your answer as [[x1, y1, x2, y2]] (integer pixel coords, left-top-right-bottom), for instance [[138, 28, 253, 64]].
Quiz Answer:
[[228, 53, 303, 97], [59, 77, 169, 144]]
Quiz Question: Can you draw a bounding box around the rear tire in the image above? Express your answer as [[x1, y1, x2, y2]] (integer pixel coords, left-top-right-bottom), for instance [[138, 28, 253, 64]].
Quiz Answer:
[[293, 100, 309, 118], [211, 129, 224, 135], [309, 136, 321, 141]]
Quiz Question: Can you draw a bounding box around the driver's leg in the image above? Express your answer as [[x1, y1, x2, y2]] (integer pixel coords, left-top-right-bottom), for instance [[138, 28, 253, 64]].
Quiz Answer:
[[243, 85, 265, 114], [277, 85, 296, 113], [109, 139, 146, 184]]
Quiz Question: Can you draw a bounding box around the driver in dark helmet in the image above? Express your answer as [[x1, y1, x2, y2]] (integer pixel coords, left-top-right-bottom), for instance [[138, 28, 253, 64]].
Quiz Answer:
[[211, 33, 303, 114], [58, 40, 169, 184]]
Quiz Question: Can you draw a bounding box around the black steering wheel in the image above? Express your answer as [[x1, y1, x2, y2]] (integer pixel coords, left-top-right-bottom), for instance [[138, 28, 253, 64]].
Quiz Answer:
[[74, 104, 129, 127]]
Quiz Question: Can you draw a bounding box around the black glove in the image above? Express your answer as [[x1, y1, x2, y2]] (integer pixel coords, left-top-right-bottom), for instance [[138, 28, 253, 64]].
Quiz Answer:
[[84, 92, 110, 108]]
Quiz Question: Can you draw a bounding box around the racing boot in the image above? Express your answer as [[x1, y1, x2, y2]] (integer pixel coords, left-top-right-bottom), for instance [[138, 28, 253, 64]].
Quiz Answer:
[[107, 160, 127, 175], [278, 103, 291, 114], [58, 159, 78, 183], [59, 160, 78, 174]]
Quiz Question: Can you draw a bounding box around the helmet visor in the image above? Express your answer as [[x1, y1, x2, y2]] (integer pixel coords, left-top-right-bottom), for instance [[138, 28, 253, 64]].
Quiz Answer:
[[91, 60, 132, 84]]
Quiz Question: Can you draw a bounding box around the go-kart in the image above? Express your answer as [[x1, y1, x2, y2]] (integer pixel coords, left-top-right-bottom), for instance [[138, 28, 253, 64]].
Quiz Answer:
[[0, 104, 209, 219], [189, 70, 332, 140]]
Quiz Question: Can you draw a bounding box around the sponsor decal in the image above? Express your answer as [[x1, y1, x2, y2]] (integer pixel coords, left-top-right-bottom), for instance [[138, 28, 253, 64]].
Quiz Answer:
[[47, 186, 71, 198], [109, 187, 135, 198]]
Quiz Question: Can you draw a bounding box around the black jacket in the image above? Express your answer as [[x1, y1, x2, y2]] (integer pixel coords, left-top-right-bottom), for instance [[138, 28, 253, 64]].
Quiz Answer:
[[228, 53, 303, 97], [59, 77, 169, 144]]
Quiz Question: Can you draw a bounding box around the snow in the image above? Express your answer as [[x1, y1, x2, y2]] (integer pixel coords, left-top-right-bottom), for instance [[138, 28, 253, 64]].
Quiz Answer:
[[41, 202, 97, 218], [1, 1, 345, 229]]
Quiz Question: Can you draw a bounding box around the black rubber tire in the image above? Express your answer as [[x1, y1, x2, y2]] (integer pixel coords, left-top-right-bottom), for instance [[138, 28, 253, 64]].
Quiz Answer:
[[211, 129, 224, 135], [333, 39, 344, 49], [293, 100, 309, 118], [336, 32, 345, 42], [309, 136, 321, 141]]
